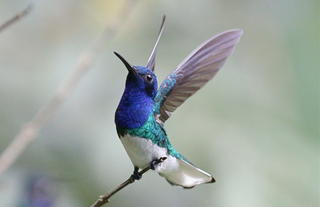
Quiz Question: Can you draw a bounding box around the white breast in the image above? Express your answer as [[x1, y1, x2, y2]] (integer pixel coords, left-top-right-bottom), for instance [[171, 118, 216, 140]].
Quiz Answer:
[[120, 135, 178, 171]]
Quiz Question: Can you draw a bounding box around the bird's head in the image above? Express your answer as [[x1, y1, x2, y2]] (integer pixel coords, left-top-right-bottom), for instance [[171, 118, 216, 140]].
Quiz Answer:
[[114, 52, 158, 98]]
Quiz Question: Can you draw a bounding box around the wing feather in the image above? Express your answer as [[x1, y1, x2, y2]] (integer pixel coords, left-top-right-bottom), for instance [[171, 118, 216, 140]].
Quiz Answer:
[[146, 15, 166, 71], [155, 29, 243, 123]]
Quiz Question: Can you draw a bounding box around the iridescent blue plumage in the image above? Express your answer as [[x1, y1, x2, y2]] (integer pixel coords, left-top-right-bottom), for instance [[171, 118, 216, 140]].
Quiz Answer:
[[115, 66, 157, 130], [113, 16, 243, 188]]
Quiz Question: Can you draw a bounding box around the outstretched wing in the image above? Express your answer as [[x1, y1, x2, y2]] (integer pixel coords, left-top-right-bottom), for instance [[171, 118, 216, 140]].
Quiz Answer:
[[146, 15, 166, 71], [154, 29, 243, 123]]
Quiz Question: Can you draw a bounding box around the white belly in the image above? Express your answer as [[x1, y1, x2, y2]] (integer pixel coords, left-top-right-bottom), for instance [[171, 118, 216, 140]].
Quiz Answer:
[[120, 135, 167, 168], [120, 135, 178, 171]]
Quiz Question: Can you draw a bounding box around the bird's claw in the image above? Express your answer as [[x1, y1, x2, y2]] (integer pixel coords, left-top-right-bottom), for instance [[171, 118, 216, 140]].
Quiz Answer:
[[130, 171, 142, 180], [150, 157, 167, 170], [130, 167, 142, 181]]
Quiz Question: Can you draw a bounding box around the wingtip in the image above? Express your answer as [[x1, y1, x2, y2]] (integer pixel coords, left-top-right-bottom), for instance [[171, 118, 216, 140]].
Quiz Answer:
[[146, 15, 167, 71], [224, 28, 244, 37], [214, 29, 243, 46], [161, 14, 166, 22], [234, 28, 244, 37]]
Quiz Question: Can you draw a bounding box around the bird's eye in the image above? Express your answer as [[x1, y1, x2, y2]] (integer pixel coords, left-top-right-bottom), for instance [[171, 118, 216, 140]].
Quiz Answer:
[[145, 74, 153, 83]]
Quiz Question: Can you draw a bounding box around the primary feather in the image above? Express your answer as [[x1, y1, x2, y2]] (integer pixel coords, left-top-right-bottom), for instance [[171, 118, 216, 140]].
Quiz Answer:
[[155, 29, 243, 123], [146, 15, 166, 71]]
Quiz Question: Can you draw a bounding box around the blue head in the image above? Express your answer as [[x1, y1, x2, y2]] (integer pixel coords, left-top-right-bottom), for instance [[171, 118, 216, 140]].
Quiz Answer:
[[114, 52, 158, 130], [125, 65, 158, 99]]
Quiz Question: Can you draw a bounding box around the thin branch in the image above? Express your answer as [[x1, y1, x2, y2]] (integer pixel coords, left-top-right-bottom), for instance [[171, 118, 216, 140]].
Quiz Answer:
[[0, 3, 33, 33], [0, 0, 138, 176], [90, 157, 167, 207]]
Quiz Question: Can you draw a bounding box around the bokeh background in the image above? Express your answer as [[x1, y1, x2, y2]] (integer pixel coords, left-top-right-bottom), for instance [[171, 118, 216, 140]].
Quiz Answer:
[[0, 0, 318, 206]]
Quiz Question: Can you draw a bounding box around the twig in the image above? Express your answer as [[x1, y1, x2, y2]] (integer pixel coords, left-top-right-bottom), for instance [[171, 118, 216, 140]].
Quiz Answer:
[[0, 0, 138, 176], [0, 3, 33, 33], [90, 157, 167, 207]]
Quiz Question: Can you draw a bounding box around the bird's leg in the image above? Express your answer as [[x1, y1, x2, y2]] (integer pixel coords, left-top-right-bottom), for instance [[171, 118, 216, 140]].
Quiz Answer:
[[130, 166, 142, 181], [150, 157, 167, 170]]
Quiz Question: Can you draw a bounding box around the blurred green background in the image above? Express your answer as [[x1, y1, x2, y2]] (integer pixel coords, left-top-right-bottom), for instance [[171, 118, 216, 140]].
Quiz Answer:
[[0, 0, 318, 206]]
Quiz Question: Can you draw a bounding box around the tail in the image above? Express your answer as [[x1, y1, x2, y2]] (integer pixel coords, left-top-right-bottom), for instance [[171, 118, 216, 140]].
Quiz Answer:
[[156, 156, 215, 188]]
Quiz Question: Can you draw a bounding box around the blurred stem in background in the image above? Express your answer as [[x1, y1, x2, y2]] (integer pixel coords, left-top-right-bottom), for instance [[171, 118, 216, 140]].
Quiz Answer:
[[0, 3, 33, 34], [0, 0, 138, 176]]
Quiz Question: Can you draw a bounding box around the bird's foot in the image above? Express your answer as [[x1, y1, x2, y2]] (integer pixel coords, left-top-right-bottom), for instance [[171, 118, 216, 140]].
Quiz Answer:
[[150, 157, 167, 170], [130, 167, 141, 181], [131, 171, 141, 180]]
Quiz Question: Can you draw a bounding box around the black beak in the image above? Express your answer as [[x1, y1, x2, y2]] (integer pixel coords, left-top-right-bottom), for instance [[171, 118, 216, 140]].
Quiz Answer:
[[114, 51, 136, 74]]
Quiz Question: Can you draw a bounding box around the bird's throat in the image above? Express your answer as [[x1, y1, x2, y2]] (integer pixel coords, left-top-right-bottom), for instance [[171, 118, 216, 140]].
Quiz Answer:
[[115, 87, 154, 130]]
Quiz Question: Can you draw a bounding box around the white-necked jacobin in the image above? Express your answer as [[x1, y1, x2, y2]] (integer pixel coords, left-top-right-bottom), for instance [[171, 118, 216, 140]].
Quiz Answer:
[[114, 16, 243, 188]]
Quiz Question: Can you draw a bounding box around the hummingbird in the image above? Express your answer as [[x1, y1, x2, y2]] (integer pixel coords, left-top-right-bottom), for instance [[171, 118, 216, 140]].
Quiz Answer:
[[114, 16, 243, 188]]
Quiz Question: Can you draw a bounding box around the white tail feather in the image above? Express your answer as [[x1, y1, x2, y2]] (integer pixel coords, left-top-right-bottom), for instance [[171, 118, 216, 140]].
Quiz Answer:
[[157, 157, 215, 188]]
